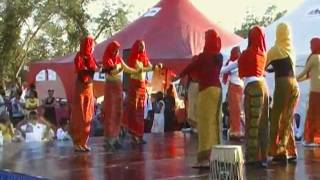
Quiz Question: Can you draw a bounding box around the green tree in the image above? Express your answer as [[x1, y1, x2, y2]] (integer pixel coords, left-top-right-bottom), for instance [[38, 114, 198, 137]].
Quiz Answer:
[[234, 5, 287, 38], [0, 0, 131, 82]]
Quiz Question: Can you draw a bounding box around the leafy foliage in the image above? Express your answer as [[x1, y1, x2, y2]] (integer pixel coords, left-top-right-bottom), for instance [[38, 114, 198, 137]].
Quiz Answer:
[[234, 5, 287, 38], [0, 0, 131, 82]]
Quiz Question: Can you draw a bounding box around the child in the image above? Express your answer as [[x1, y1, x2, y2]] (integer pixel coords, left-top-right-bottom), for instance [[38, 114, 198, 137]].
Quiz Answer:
[[19, 111, 51, 142], [0, 114, 14, 143], [151, 92, 165, 133], [25, 90, 40, 113], [56, 118, 71, 141]]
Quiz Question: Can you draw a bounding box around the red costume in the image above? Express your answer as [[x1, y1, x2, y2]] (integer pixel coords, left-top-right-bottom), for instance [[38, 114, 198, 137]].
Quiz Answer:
[[238, 27, 267, 78], [70, 36, 97, 151], [102, 41, 123, 139], [127, 40, 150, 139]]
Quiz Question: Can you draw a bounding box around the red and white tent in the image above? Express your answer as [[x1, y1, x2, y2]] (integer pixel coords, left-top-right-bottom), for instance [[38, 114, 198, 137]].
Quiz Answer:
[[26, 0, 242, 102]]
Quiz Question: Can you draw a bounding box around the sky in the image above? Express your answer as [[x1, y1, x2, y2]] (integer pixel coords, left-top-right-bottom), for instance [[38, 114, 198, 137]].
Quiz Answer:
[[89, 0, 304, 32]]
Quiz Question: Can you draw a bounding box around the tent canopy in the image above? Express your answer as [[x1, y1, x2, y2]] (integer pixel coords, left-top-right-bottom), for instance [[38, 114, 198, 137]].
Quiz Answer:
[[93, 0, 242, 73], [26, 0, 242, 102], [232, 0, 318, 123]]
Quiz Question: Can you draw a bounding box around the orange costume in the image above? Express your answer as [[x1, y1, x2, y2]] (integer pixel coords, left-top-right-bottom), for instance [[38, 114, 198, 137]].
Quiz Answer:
[[70, 36, 97, 151]]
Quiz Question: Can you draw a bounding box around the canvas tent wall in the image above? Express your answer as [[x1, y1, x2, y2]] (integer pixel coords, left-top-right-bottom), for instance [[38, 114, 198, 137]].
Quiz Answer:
[[230, 0, 319, 125]]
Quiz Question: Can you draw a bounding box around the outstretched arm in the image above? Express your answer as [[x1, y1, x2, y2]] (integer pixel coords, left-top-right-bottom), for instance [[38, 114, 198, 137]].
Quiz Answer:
[[121, 61, 138, 74], [297, 56, 313, 82], [221, 61, 238, 74]]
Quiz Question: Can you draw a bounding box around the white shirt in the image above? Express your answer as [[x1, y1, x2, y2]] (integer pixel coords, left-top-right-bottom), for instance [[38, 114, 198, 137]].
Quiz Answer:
[[56, 128, 71, 141], [243, 76, 263, 87], [21, 122, 47, 142], [220, 61, 244, 87], [294, 121, 302, 139]]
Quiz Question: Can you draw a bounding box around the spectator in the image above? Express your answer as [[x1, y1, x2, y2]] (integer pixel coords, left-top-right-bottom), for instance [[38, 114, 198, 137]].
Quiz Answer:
[[56, 118, 71, 141], [0, 114, 14, 143], [42, 89, 57, 127], [25, 90, 40, 114], [0, 86, 6, 116], [294, 113, 302, 141], [151, 92, 165, 133], [11, 90, 25, 127], [164, 84, 177, 132], [19, 111, 52, 142]]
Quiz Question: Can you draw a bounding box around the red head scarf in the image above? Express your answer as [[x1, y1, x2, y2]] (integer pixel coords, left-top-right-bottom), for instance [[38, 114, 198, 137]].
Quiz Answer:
[[305, 37, 320, 78], [128, 40, 149, 68], [74, 36, 97, 82], [238, 26, 267, 78], [103, 41, 121, 68], [203, 29, 221, 54], [222, 46, 241, 84], [80, 36, 95, 57], [247, 26, 266, 55], [311, 37, 320, 54]]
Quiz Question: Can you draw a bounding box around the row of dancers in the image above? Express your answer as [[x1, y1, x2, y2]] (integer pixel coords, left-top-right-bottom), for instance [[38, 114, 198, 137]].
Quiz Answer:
[[68, 22, 320, 168], [174, 23, 320, 168], [69, 37, 162, 152]]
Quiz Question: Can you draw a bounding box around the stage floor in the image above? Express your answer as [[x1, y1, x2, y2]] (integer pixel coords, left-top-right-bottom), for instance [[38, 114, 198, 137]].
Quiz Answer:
[[0, 132, 320, 180]]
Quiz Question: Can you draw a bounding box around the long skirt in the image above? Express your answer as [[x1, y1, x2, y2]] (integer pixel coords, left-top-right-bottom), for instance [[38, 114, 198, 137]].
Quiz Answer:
[[268, 77, 299, 157], [70, 81, 94, 147], [197, 86, 221, 162], [227, 83, 244, 136], [304, 91, 320, 144], [127, 79, 146, 138], [187, 82, 199, 127], [103, 80, 123, 139], [244, 80, 269, 163]]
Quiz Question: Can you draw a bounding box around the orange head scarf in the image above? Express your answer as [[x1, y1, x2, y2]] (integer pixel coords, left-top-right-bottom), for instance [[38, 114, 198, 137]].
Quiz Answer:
[[203, 29, 221, 54], [103, 41, 121, 68], [128, 40, 149, 68], [238, 26, 267, 78]]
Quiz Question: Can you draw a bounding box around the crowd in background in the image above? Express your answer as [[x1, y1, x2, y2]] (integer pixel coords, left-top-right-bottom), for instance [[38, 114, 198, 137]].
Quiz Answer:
[[0, 79, 183, 144]]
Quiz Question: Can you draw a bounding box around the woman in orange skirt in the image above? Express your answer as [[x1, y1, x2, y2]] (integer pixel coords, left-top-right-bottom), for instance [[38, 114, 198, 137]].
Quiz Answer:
[[70, 36, 98, 152], [102, 41, 136, 150], [297, 37, 320, 146]]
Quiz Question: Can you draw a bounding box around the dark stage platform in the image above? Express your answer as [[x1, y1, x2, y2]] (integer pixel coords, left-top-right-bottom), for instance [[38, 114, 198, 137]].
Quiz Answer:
[[0, 132, 319, 180]]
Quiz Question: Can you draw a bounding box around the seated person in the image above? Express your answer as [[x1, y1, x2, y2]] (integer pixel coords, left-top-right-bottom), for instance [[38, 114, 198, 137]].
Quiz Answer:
[[56, 118, 71, 141], [19, 111, 52, 142], [294, 113, 302, 141], [0, 114, 14, 143]]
